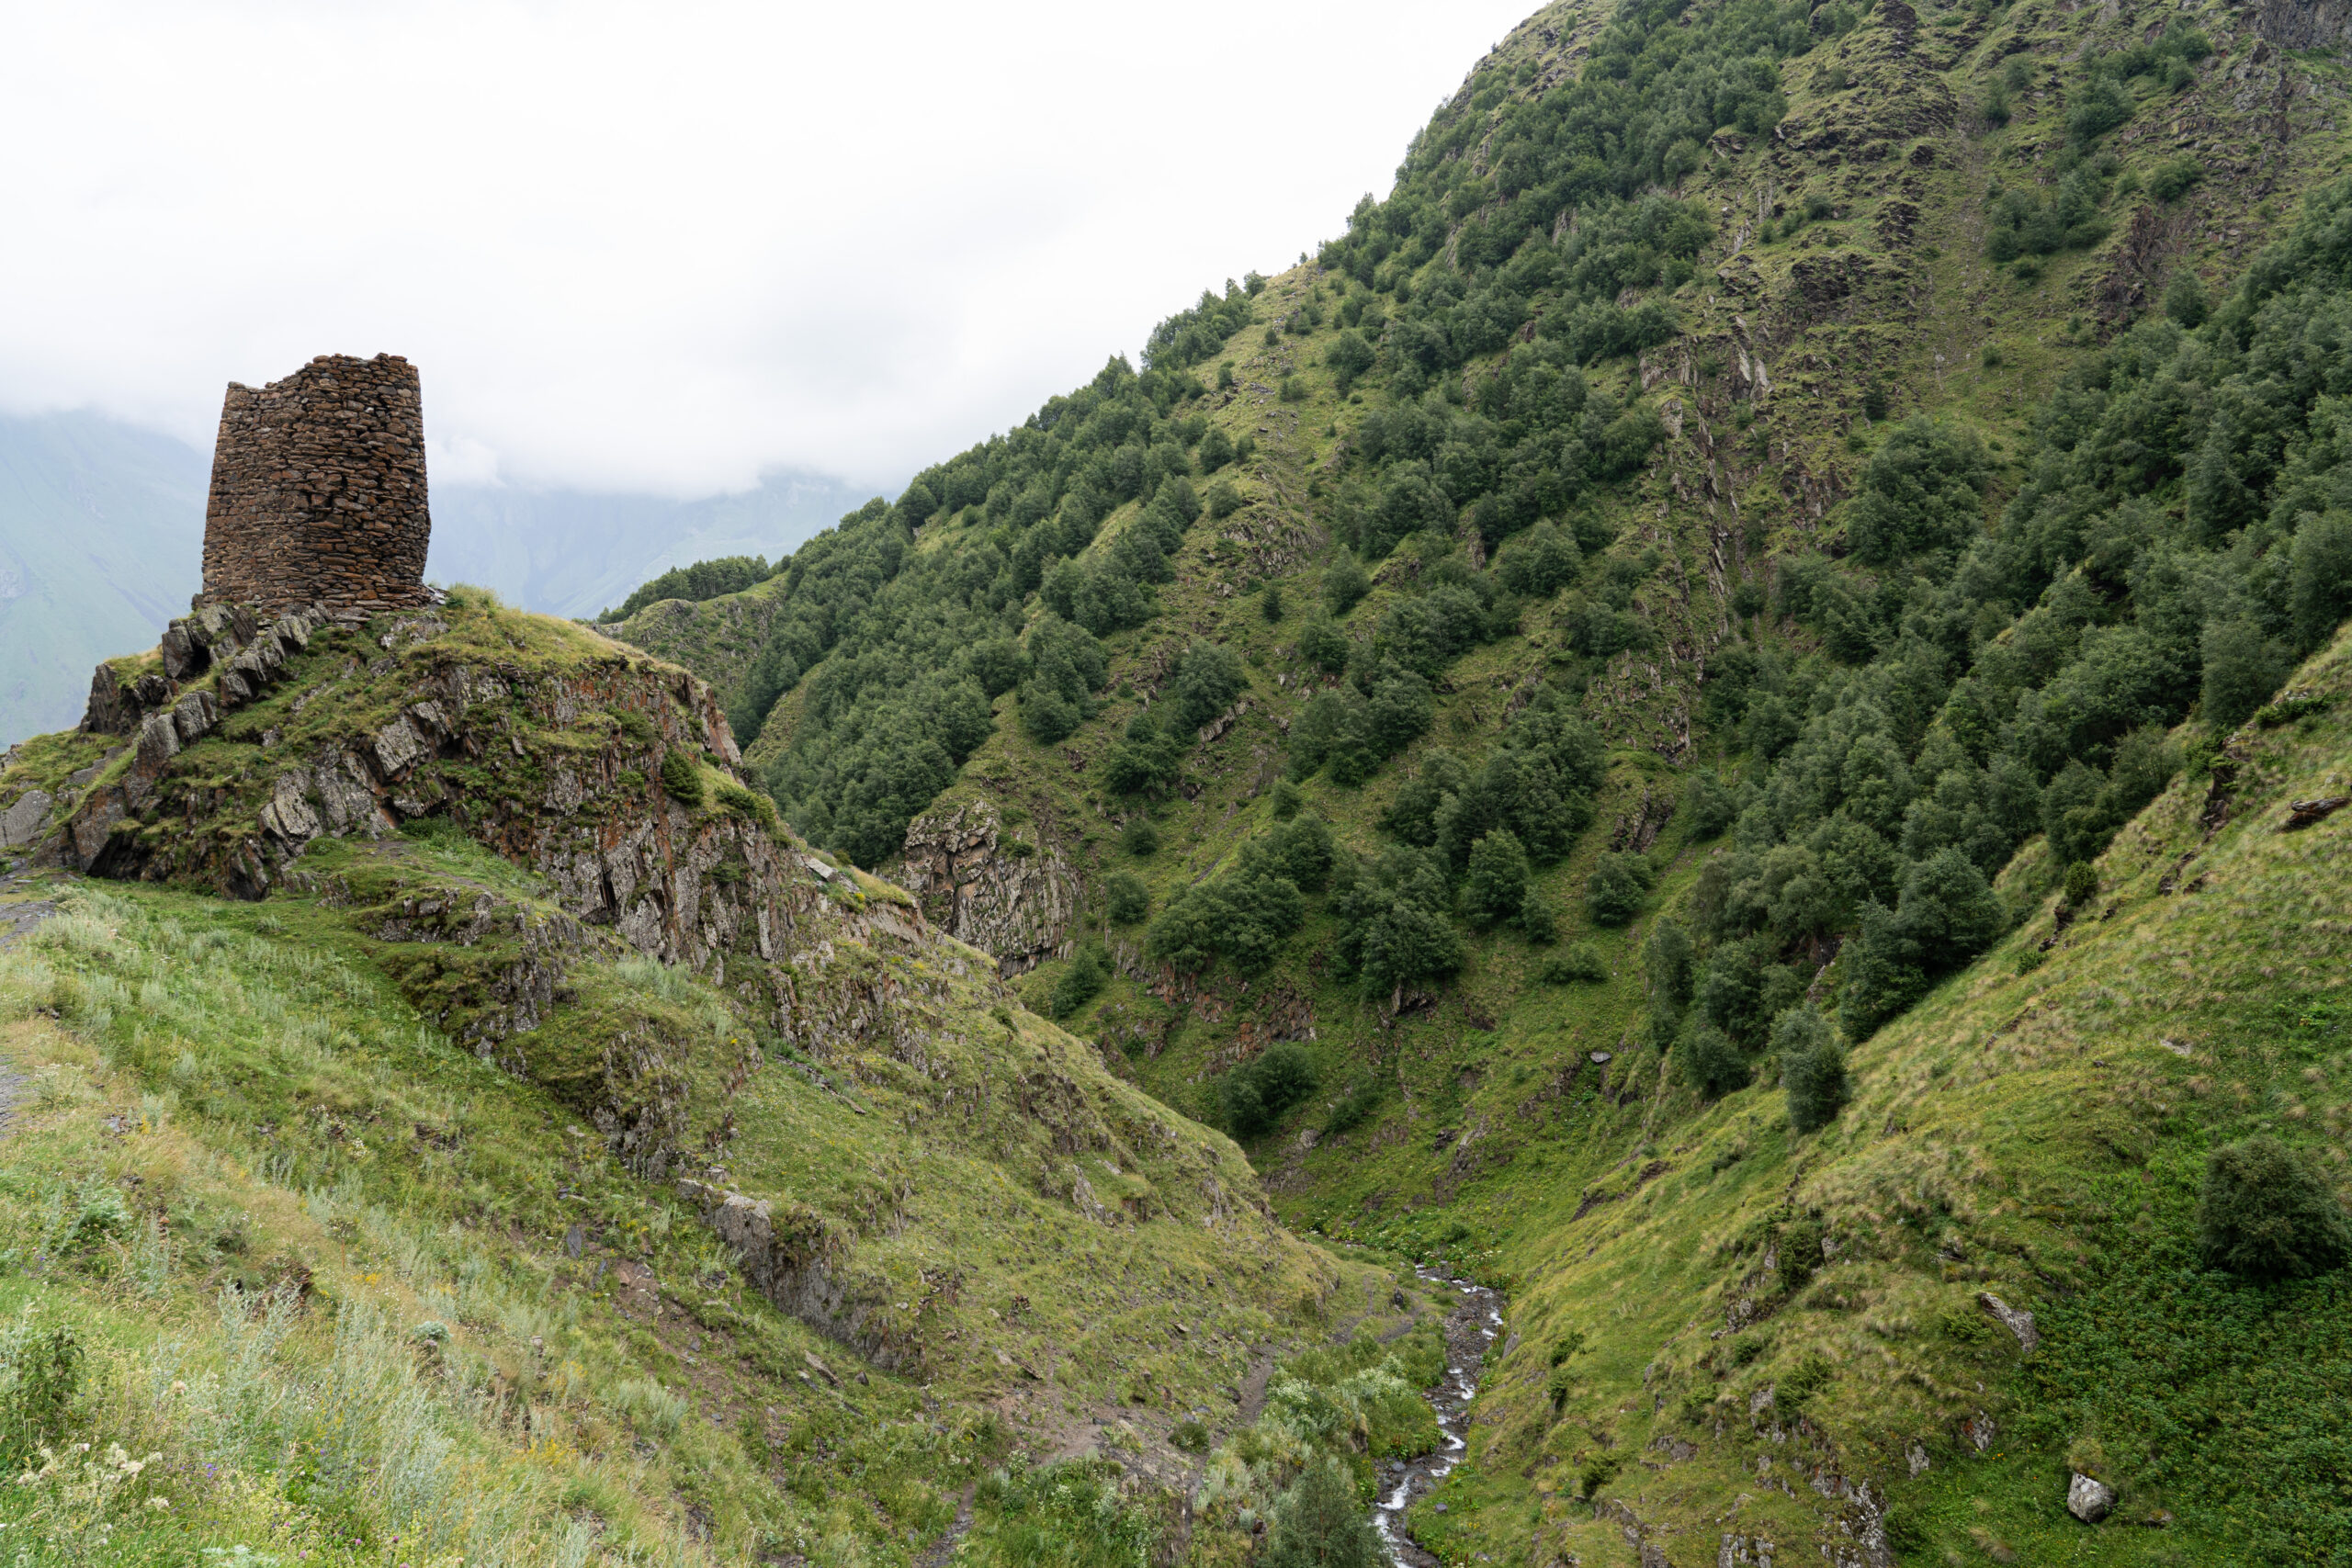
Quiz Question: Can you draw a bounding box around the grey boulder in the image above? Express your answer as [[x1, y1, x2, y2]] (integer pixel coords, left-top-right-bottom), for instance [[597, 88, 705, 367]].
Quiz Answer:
[[2067, 1472, 2115, 1524]]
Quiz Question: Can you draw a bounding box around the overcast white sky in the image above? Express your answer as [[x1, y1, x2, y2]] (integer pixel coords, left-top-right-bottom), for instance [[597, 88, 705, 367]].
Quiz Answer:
[[0, 0, 1536, 497]]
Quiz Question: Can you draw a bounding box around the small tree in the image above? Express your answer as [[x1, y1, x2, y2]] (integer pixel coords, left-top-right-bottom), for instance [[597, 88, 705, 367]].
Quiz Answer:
[[1777, 1006, 1850, 1134], [2197, 1135, 2352, 1280], [1324, 555, 1371, 615], [1676, 1016, 1750, 1098], [1681, 773, 1736, 840], [1496, 522, 1582, 598], [1022, 682, 1080, 744], [1049, 947, 1106, 1020], [1298, 615, 1351, 673], [1264, 1457, 1383, 1568], [1224, 1043, 1318, 1139], [1325, 329, 1376, 395], [1121, 817, 1159, 857], [2165, 270, 2210, 329], [2202, 616, 2287, 731], [659, 750, 707, 808], [1170, 640, 1247, 731], [2291, 509, 2352, 653], [1645, 919, 1695, 1010], [1463, 830, 1532, 928], [1585, 852, 1654, 927], [1105, 871, 1150, 925], [1261, 582, 1286, 622]]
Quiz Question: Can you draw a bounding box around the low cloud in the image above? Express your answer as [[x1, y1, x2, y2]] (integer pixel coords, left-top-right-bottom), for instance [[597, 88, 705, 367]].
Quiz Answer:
[[0, 0, 1532, 496]]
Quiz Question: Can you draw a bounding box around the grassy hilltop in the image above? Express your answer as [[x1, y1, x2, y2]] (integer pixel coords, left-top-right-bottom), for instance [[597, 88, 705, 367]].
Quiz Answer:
[[607, 0, 2352, 1558]]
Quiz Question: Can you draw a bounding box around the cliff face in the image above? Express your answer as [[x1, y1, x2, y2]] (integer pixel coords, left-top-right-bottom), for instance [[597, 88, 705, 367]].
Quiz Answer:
[[898, 796, 1081, 975]]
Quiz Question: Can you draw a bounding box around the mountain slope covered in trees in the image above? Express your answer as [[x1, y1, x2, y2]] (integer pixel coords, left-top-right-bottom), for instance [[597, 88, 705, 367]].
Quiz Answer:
[[606, 0, 2352, 1556]]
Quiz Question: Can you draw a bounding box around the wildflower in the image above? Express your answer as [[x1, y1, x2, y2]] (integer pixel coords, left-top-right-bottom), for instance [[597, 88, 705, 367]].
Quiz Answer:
[[148, 1496, 170, 1510]]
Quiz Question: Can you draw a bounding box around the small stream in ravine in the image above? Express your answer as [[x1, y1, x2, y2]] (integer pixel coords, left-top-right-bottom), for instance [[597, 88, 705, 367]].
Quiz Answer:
[[1373, 1267, 1507, 1568]]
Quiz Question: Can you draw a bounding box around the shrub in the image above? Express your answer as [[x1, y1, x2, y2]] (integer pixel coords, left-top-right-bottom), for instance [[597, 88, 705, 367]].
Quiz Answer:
[[1322, 1078, 1385, 1136], [1205, 480, 1245, 520], [2067, 75, 2131, 141], [2197, 1135, 2352, 1280], [2061, 860, 2099, 911], [1121, 818, 1159, 857], [1170, 640, 1248, 730], [1462, 830, 1532, 928], [1222, 1043, 1317, 1138], [2202, 617, 2289, 731], [1515, 891, 1559, 943], [1049, 947, 1107, 1021], [1776, 1006, 1850, 1134], [2291, 509, 2352, 653], [1298, 615, 1351, 673], [1324, 555, 1371, 615], [1022, 683, 1080, 745], [1541, 942, 1609, 984], [1269, 778, 1305, 820], [2165, 269, 2210, 329], [715, 780, 781, 832], [1265, 1457, 1383, 1568], [1495, 522, 1581, 599], [1261, 582, 1286, 621], [2148, 154, 2204, 202], [1584, 852, 1654, 926], [1777, 1219, 1826, 1293], [1682, 773, 1736, 840], [0, 1320, 83, 1470], [1675, 1016, 1750, 1098], [1104, 872, 1150, 926], [659, 750, 706, 808]]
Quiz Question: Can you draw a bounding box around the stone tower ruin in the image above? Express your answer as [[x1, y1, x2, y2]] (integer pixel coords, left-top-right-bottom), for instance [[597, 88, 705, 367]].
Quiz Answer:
[[198, 353, 435, 616]]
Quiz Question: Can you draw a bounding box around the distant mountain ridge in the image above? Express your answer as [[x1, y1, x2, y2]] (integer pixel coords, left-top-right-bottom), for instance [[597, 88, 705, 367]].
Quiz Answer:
[[0, 408, 882, 747], [0, 412, 207, 749]]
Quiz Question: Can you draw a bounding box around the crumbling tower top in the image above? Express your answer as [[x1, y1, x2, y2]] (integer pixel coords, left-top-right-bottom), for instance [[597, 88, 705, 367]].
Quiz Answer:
[[198, 353, 434, 615]]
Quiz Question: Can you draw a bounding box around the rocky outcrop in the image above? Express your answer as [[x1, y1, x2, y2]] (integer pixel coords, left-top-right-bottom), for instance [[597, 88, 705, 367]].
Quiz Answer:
[[2258, 0, 2352, 50], [1977, 1292, 2039, 1354], [2067, 1472, 2117, 1524], [898, 797, 1080, 974], [675, 1178, 924, 1372], [0, 790, 51, 850]]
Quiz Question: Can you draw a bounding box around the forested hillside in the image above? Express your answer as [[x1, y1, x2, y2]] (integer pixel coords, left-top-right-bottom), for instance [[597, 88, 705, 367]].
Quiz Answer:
[[598, 0, 2352, 1557]]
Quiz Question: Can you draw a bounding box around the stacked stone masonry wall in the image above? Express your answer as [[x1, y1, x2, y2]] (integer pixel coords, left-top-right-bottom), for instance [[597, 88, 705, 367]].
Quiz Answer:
[[199, 353, 435, 616]]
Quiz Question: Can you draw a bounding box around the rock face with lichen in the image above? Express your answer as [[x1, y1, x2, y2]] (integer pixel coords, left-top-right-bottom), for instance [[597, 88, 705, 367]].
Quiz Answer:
[[898, 797, 1080, 974]]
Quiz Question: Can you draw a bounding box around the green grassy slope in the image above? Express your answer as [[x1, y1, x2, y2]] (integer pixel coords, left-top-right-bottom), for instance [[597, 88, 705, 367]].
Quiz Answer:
[[1419, 623, 2352, 1566], [0, 596, 1406, 1567]]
